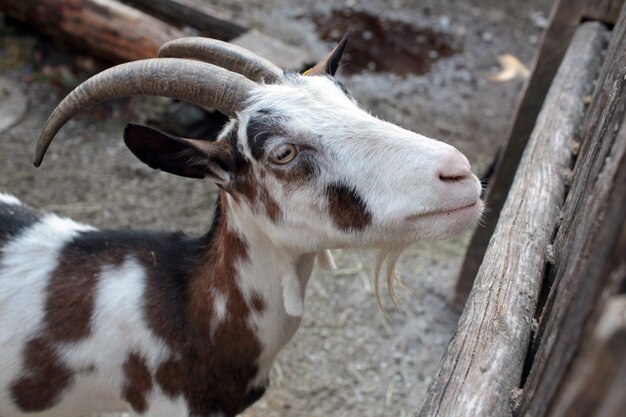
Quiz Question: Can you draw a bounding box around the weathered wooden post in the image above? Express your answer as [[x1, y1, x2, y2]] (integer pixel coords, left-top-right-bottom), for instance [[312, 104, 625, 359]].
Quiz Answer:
[[418, 20, 610, 417], [454, 0, 625, 308], [420, 2, 626, 415]]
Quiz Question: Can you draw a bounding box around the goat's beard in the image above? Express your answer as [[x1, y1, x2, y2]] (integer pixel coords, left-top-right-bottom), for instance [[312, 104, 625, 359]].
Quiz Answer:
[[374, 245, 408, 312]]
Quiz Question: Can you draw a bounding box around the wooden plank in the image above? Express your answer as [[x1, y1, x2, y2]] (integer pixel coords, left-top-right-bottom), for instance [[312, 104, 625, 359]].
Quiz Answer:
[[518, 6, 626, 415], [417, 22, 608, 417], [548, 296, 626, 417], [583, 0, 625, 24], [0, 0, 185, 63], [454, 0, 593, 307], [122, 0, 247, 40]]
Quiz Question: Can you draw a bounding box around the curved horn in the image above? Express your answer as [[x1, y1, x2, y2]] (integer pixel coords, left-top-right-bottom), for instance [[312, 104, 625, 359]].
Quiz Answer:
[[34, 58, 256, 167], [158, 37, 283, 83]]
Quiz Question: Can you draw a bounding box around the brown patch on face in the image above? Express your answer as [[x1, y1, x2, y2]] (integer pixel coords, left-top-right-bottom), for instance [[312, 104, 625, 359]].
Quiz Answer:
[[269, 152, 318, 190], [122, 352, 153, 413], [229, 157, 283, 223], [231, 163, 257, 206], [326, 183, 372, 231], [258, 187, 281, 222], [9, 337, 73, 412]]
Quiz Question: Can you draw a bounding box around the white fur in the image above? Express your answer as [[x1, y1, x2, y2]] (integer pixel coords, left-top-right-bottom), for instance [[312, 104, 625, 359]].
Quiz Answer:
[[211, 289, 228, 333], [53, 257, 177, 417], [282, 270, 304, 317], [0, 193, 22, 206], [0, 214, 94, 416], [237, 77, 483, 252]]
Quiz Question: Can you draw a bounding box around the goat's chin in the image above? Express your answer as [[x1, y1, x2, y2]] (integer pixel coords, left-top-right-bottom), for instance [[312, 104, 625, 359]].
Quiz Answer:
[[403, 199, 484, 241], [306, 200, 484, 251]]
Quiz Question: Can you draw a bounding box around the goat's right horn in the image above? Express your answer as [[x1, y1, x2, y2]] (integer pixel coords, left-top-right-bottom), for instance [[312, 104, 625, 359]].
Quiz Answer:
[[158, 37, 283, 83], [34, 58, 255, 167]]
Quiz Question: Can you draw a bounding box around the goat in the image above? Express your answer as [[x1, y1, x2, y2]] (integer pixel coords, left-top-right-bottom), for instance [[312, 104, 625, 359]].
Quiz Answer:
[[0, 34, 483, 417]]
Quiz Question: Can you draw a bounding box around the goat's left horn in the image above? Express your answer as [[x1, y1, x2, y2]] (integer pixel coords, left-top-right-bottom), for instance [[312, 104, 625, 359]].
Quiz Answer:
[[34, 58, 255, 167], [158, 37, 283, 83]]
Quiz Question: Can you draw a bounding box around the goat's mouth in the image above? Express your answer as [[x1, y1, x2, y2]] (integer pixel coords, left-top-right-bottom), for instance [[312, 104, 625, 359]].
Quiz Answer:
[[405, 200, 482, 221]]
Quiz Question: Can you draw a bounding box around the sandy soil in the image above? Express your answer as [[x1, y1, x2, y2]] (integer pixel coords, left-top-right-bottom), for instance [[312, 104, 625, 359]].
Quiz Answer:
[[0, 0, 552, 415]]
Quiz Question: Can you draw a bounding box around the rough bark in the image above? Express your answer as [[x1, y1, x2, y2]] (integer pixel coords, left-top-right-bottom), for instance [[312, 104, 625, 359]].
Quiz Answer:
[[454, 0, 625, 307], [547, 296, 626, 417], [518, 6, 626, 414], [0, 0, 185, 63], [122, 0, 247, 40], [418, 22, 608, 417]]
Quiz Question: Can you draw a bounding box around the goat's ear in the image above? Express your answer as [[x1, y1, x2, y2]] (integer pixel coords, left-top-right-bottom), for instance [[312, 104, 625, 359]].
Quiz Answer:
[[304, 30, 350, 77], [123, 123, 233, 184]]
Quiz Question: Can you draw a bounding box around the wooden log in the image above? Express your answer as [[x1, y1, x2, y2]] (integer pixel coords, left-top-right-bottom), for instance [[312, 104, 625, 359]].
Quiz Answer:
[[0, 0, 311, 70], [453, 0, 624, 307], [548, 296, 626, 417], [417, 22, 608, 417], [0, 0, 185, 63], [453, 0, 589, 306], [583, 0, 625, 23], [122, 0, 247, 40], [517, 5, 626, 415]]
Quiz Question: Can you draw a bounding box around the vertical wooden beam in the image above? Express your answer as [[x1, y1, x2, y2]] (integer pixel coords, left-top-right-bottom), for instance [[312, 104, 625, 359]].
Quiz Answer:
[[453, 0, 624, 307], [547, 296, 626, 417], [417, 22, 608, 417], [583, 0, 625, 23], [518, 5, 626, 415]]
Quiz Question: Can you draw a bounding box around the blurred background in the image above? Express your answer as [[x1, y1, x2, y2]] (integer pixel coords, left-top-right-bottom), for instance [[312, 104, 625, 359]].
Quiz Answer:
[[0, 0, 553, 416]]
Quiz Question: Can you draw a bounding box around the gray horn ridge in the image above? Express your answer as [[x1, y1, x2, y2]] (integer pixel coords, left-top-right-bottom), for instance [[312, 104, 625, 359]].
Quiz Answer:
[[34, 58, 256, 167], [158, 37, 283, 83]]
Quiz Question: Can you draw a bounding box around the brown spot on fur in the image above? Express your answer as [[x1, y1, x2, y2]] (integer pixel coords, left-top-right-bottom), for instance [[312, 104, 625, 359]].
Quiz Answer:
[[270, 157, 317, 186], [183, 192, 263, 416], [10, 235, 126, 412], [137, 191, 265, 416], [259, 187, 281, 222], [232, 163, 257, 206], [155, 357, 185, 397], [122, 352, 153, 413], [326, 183, 372, 231], [9, 337, 73, 412], [250, 291, 266, 312], [45, 250, 122, 342], [230, 159, 282, 223]]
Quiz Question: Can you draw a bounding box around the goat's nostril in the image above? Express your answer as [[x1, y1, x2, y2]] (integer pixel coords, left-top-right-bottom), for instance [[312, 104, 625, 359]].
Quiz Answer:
[[438, 153, 472, 183], [439, 173, 468, 183]]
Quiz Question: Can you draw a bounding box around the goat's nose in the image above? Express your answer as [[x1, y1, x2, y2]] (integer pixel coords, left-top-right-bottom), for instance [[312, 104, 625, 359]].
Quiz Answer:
[[437, 151, 472, 183]]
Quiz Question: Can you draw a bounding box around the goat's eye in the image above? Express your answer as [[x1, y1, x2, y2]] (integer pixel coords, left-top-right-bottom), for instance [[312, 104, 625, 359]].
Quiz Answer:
[[269, 144, 297, 165]]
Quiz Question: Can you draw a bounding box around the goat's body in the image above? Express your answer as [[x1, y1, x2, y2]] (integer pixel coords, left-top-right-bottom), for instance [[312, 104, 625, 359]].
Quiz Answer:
[[2, 33, 485, 416], [0, 193, 304, 417]]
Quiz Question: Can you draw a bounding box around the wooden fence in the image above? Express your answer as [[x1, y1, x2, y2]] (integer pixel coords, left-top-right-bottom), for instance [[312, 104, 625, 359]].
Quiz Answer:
[[419, 1, 626, 416]]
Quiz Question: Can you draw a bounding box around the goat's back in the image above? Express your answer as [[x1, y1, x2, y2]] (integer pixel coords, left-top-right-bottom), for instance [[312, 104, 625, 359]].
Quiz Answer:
[[0, 194, 183, 416]]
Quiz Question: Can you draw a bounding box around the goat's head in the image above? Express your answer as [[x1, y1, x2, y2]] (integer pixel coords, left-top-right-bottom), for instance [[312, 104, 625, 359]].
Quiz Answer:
[[34, 34, 483, 253]]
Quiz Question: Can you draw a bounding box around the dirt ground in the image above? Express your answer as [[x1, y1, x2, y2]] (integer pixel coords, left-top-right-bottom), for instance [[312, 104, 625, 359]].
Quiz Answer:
[[0, 0, 553, 415]]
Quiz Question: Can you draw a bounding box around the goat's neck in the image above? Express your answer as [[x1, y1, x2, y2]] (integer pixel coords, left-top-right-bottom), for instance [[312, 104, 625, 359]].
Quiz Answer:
[[192, 191, 315, 383]]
